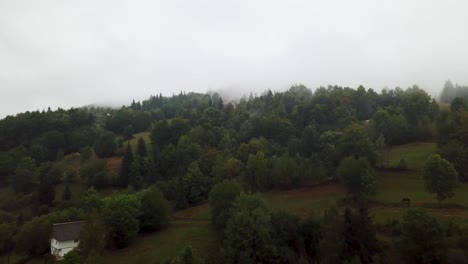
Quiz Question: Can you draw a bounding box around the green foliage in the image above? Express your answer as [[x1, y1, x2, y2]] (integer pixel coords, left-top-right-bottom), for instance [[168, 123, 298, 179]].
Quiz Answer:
[[245, 151, 268, 191], [168, 246, 205, 264], [370, 109, 409, 145], [119, 143, 134, 187], [62, 250, 83, 264], [151, 118, 190, 147], [15, 208, 84, 255], [105, 108, 150, 134], [208, 180, 243, 231], [0, 83, 459, 261], [301, 213, 321, 261], [441, 80, 456, 103], [37, 162, 62, 205], [440, 80, 468, 104], [102, 193, 141, 247], [223, 193, 277, 264], [15, 214, 51, 255], [318, 207, 344, 264], [339, 123, 378, 164], [123, 125, 135, 140], [438, 140, 468, 182], [182, 162, 212, 205], [80, 187, 103, 213], [375, 133, 387, 167], [129, 157, 145, 190], [451, 97, 467, 112], [342, 205, 380, 263], [212, 157, 242, 181], [13, 156, 37, 194], [93, 131, 117, 158], [137, 137, 148, 157], [270, 210, 303, 263], [301, 125, 320, 157], [337, 156, 375, 198], [79, 213, 107, 259], [0, 222, 15, 254], [397, 209, 447, 263], [423, 154, 458, 204], [80, 159, 108, 189], [139, 186, 171, 232], [79, 146, 94, 163]]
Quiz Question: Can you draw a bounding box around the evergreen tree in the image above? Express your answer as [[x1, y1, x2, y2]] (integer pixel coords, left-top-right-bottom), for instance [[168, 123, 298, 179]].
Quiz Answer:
[[208, 180, 243, 231], [12, 157, 37, 194], [318, 207, 344, 264], [119, 144, 134, 187], [129, 157, 144, 190], [123, 125, 134, 140], [223, 193, 278, 263], [38, 174, 55, 205], [137, 137, 148, 157], [217, 97, 224, 109], [398, 209, 447, 263]]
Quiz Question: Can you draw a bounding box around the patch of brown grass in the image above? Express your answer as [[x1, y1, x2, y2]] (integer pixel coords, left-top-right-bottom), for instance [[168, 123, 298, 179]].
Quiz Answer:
[[105, 157, 122, 177]]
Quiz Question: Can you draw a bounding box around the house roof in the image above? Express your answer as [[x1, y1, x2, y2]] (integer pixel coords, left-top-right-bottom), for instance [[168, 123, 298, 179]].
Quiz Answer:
[[51, 221, 85, 242]]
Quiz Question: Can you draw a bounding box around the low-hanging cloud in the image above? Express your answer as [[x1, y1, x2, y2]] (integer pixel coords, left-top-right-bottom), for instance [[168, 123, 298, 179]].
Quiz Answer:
[[1, 0, 468, 117]]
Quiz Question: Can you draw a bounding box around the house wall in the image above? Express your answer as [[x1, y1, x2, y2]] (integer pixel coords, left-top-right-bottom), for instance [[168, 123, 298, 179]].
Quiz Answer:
[[50, 238, 79, 258]]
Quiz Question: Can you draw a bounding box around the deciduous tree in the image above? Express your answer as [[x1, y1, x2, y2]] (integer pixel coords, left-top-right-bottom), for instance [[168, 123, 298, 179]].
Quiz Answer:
[[208, 180, 243, 231], [423, 154, 458, 206], [102, 194, 141, 247]]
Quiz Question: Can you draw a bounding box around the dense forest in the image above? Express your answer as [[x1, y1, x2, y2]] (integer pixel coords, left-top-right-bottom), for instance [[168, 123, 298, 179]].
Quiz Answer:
[[1, 83, 468, 263], [440, 80, 468, 104]]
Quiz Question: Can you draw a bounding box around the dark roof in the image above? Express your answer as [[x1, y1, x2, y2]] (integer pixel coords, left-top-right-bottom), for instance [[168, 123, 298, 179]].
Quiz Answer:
[[51, 221, 85, 242]]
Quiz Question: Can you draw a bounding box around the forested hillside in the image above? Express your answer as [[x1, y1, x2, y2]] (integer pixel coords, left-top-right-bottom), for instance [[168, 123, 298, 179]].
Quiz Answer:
[[1, 84, 468, 263]]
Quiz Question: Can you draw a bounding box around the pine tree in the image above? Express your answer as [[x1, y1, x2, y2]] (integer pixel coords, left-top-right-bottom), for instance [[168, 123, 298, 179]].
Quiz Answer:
[[217, 97, 224, 109], [137, 138, 148, 157], [129, 158, 144, 190], [119, 144, 134, 187]]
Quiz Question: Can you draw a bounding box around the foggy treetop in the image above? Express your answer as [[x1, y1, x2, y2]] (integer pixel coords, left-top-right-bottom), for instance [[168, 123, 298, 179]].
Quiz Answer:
[[1, 0, 468, 117]]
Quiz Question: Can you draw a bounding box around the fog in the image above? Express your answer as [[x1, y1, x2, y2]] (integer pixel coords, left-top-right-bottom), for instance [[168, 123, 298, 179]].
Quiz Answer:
[[1, 0, 468, 117]]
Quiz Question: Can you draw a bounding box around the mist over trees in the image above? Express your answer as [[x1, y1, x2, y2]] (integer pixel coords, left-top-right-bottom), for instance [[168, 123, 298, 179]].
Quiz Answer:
[[2, 81, 468, 263], [440, 80, 468, 104]]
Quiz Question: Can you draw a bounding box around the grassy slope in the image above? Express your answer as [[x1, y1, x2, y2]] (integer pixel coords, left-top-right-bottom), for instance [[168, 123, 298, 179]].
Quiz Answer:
[[100, 141, 468, 263], [124, 132, 151, 154], [102, 221, 220, 264], [8, 140, 468, 263], [386, 142, 437, 170]]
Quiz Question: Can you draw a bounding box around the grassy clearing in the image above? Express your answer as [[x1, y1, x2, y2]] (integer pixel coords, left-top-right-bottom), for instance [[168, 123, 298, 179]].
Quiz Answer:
[[124, 132, 152, 153], [386, 142, 437, 170], [372, 206, 468, 226], [54, 182, 84, 202], [373, 170, 468, 207], [263, 184, 344, 219], [7, 141, 466, 263], [102, 220, 220, 264], [172, 203, 210, 220], [105, 156, 123, 177]]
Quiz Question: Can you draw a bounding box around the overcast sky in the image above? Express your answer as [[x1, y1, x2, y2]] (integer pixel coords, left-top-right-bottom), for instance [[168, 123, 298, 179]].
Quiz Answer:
[[1, 0, 468, 117]]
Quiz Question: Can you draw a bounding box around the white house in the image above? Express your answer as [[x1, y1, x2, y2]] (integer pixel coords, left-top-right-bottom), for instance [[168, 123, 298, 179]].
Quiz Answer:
[[50, 221, 85, 260]]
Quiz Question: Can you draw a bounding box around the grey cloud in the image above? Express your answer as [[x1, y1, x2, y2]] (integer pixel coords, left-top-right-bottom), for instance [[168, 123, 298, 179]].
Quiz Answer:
[[1, 0, 468, 117]]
